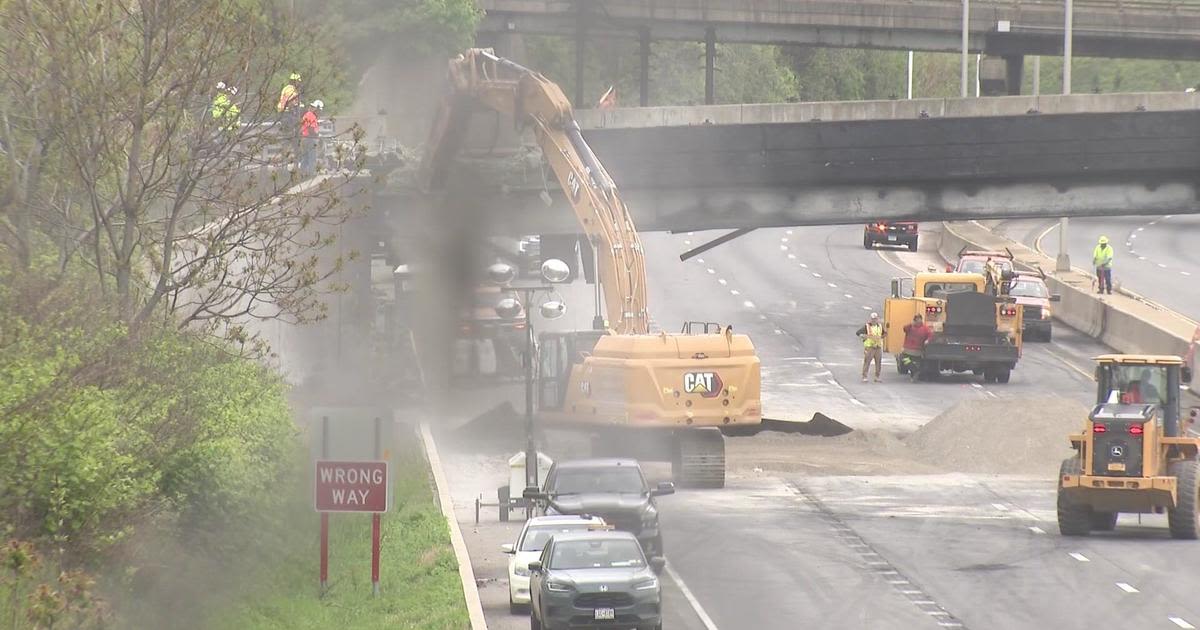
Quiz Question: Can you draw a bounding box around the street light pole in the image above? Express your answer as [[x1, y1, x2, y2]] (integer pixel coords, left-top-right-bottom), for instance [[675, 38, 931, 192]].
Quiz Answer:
[[907, 51, 914, 99], [960, 0, 970, 98], [1057, 0, 1075, 272], [521, 288, 538, 492]]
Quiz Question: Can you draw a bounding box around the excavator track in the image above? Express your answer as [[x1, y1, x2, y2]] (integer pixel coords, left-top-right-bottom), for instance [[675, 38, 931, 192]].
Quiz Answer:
[[672, 428, 726, 489]]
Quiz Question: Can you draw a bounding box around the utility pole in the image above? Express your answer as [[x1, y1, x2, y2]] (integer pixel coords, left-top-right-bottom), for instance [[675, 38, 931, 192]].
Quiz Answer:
[[960, 0, 970, 98], [907, 51, 914, 99], [1057, 0, 1075, 272]]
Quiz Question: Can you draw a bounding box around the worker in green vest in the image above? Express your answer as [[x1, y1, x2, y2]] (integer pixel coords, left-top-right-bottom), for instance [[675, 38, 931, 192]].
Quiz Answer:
[[1093, 235, 1115, 295], [857, 312, 884, 382]]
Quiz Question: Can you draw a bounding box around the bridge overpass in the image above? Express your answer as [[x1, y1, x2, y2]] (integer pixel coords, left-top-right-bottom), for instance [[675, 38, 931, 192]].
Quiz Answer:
[[385, 92, 1200, 234], [478, 0, 1200, 102]]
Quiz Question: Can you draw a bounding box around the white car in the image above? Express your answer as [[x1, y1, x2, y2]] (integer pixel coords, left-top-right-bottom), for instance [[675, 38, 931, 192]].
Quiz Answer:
[[501, 514, 607, 613]]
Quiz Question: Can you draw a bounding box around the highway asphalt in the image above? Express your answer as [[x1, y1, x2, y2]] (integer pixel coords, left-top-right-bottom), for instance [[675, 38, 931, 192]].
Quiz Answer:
[[994, 216, 1200, 323], [633, 224, 1200, 630]]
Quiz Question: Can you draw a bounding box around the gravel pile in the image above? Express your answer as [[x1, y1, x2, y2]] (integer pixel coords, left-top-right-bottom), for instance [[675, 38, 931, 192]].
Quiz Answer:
[[905, 397, 1089, 475]]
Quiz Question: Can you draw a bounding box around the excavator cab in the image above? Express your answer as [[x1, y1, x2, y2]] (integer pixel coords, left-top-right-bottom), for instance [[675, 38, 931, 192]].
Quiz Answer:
[[1058, 355, 1200, 538], [537, 330, 604, 411]]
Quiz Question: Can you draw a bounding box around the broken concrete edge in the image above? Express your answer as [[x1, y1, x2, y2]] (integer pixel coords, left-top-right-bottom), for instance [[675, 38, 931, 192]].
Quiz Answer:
[[417, 422, 489, 630], [937, 221, 1198, 386]]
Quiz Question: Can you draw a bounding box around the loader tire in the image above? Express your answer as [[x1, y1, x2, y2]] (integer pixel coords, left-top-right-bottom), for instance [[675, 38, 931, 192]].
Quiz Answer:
[[1168, 459, 1200, 540], [996, 369, 1011, 384], [1088, 511, 1118, 531], [1057, 456, 1091, 536]]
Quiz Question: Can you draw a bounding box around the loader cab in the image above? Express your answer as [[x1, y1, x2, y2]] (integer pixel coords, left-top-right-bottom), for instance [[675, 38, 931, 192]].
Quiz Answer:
[[1093, 355, 1188, 437], [538, 331, 605, 411]]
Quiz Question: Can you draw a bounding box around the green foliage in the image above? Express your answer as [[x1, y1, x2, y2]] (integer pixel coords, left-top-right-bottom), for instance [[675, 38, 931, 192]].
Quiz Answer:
[[209, 435, 469, 630], [309, 0, 481, 67]]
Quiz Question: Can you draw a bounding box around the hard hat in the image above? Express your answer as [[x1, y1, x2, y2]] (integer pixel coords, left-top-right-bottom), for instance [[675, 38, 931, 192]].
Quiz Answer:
[[228, 85, 238, 96], [1098, 235, 1109, 244], [870, 312, 879, 319], [311, 99, 324, 109], [216, 81, 226, 90], [290, 72, 302, 81]]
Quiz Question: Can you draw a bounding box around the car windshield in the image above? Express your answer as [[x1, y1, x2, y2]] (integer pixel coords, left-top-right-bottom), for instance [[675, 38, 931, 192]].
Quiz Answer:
[[1108, 365, 1168, 406], [923, 282, 979, 298], [958, 259, 1013, 274], [551, 467, 646, 494], [549, 539, 645, 570], [1009, 280, 1048, 298], [519, 524, 595, 552]]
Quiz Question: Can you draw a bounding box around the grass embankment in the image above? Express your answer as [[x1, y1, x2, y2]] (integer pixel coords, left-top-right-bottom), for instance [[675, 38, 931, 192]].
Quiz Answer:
[[210, 433, 469, 630]]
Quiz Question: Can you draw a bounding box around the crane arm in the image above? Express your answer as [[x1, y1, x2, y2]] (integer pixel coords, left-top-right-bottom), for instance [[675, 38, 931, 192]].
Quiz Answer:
[[422, 49, 649, 335]]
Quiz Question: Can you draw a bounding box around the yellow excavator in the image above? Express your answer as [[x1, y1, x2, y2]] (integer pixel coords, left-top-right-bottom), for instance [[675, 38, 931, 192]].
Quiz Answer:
[[421, 49, 842, 487]]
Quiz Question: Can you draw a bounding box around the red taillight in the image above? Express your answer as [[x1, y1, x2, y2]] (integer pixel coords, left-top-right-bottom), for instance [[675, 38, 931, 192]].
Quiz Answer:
[[1129, 424, 1144, 436], [1000, 306, 1018, 317], [1093, 423, 1107, 433], [926, 306, 942, 314]]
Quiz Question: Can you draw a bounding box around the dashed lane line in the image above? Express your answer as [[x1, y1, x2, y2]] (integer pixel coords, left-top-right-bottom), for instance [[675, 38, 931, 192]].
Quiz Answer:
[[1170, 617, 1196, 630], [1116, 583, 1139, 594], [1028, 526, 1046, 534], [1069, 552, 1090, 562], [663, 562, 721, 630]]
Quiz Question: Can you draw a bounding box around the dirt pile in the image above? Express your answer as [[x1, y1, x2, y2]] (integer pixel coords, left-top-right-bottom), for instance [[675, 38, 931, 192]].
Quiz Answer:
[[906, 397, 1089, 475]]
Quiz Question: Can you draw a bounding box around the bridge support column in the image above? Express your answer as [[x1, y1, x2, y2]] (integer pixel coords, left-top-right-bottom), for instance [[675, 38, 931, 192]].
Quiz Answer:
[[1005, 55, 1024, 95], [705, 27, 716, 105], [639, 28, 651, 107], [1056, 217, 1072, 272]]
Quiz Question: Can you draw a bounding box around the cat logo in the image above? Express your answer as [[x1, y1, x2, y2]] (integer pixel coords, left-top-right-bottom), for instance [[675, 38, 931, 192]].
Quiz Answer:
[[566, 171, 582, 202], [683, 372, 723, 398]]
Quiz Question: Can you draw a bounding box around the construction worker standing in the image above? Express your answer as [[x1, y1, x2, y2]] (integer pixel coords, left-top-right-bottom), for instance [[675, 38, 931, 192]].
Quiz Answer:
[[1093, 235, 1115, 295], [211, 82, 240, 131], [857, 312, 885, 382], [277, 72, 302, 114], [300, 102, 320, 174]]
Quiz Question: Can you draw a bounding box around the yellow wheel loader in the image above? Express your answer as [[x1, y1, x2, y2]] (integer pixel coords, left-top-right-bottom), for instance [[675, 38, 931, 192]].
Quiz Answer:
[[1058, 355, 1200, 538]]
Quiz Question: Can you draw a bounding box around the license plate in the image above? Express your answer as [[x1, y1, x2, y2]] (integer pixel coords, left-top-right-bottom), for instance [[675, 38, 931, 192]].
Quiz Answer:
[[594, 608, 615, 620], [1108, 462, 1126, 472], [887, 235, 897, 241]]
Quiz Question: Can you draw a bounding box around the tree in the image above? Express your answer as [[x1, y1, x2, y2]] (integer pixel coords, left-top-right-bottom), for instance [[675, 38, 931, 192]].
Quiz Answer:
[[0, 0, 367, 340]]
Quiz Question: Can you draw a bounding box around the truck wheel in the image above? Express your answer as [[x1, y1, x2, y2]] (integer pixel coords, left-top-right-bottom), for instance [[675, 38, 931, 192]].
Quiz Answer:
[[982, 370, 996, 384], [1168, 459, 1200, 540], [996, 369, 1011, 384], [1089, 511, 1118, 531], [1057, 456, 1091, 536], [907, 239, 918, 252], [1043, 328, 1053, 343], [863, 234, 873, 250]]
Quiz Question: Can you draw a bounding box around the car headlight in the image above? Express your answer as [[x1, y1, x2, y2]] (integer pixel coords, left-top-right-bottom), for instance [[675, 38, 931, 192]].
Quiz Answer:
[[546, 580, 573, 593], [514, 565, 530, 577], [1042, 308, 1051, 319], [634, 577, 659, 591]]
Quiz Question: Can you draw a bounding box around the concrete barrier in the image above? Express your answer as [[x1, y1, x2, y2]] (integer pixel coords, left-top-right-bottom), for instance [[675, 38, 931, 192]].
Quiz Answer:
[[937, 222, 1197, 379]]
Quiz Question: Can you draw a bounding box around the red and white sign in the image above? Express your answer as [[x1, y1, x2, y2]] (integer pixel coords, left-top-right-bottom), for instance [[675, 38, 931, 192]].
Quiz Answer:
[[315, 460, 389, 513]]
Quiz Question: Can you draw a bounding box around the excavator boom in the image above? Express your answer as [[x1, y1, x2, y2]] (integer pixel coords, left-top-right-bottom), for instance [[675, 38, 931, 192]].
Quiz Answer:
[[422, 49, 648, 335]]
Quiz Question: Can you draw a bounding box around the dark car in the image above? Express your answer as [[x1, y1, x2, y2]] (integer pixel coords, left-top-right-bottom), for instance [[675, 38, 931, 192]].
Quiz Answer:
[[527, 459, 674, 558], [528, 530, 664, 630], [863, 221, 918, 251]]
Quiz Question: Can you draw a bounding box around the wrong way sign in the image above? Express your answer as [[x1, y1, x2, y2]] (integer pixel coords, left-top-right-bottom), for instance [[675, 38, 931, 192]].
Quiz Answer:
[[314, 460, 389, 513]]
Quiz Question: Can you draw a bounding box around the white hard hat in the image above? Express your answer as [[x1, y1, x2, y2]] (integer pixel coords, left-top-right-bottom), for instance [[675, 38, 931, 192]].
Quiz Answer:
[[216, 81, 226, 90], [312, 99, 324, 109], [870, 312, 879, 319]]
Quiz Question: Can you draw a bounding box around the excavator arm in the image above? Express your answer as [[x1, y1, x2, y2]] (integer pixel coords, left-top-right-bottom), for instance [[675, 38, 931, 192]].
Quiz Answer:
[[422, 48, 648, 335]]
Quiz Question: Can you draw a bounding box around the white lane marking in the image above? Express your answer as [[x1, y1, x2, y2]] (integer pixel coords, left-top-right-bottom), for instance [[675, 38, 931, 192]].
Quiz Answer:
[[985, 391, 998, 399], [798, 262, 808, 268], [1158, 263, 1168, 269], [1029, 526, 1046, 534], [826, 379, 839, 386], [1131, 233, 1138, 239], [774, 329, 784, 335], [927, 611, 951, 617], [812, 272, 823, 278], [781, 237, 789, 243], [843, 294, 853, 299], [1069, 552, 1090, 562], [696, 258, 705, 264], [780, 245, 789, 251], [850, 398, 866, 406], [862, 305, 872, 310], [827, 282, 838, 288], [938, 623, 964, 628], [743, 300, 756, 309], [887, 579, 910, 585], [1137, 227, 1145, 232], [664, 563, 721, 630], [706, 268, 715, 274], [717, 278, 727, 285], [684, 240, 692, 246], [787, 253, 796, 260], [991, 503, 1009, 512], [899, 590, 922, 595], [786, 229, 793, 235], [971, 383, 983, 389], [913, 600, 937, 605], [1116, 582, 1139, 593], [730, 289, 740, 295], [1184, 271, 1193, 276], [1044, 348, 1095, 380], [782, 357, 819, 361], [688, 231, 694, 236], [1170, 617, 1196, 630]]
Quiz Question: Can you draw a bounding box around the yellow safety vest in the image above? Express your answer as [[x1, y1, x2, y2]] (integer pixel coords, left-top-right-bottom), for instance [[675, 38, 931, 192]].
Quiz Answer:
[[1093, 244, 1114, 269], [863, 323, 883, 348]]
